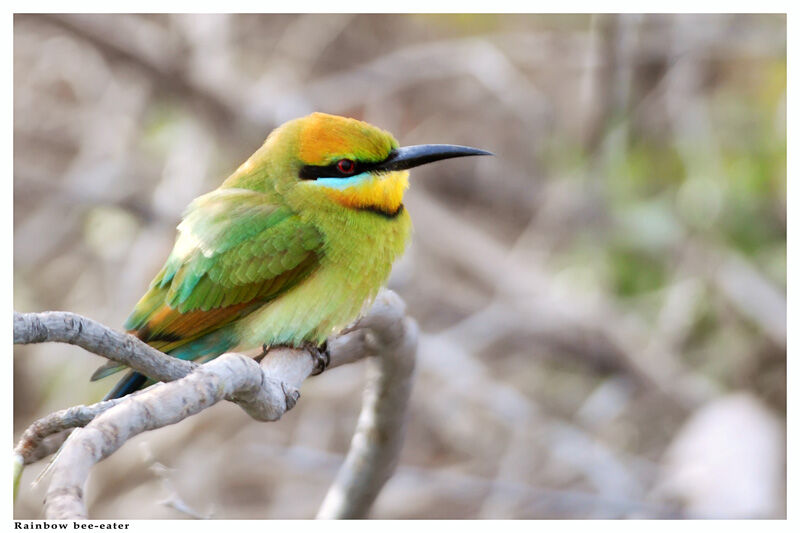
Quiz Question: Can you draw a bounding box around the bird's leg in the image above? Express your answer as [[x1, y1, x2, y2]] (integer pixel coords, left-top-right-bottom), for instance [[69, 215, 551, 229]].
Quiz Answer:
[[254, 343, 271, 363], [308, 340, 330, 376], [257, 341, 329, 374]]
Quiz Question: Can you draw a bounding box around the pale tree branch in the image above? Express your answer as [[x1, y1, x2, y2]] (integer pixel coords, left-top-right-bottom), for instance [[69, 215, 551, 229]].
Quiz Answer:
[[14, 399, 125, 466], [317, 307, 418, 518], [13, 289, 418, 520], [14, 311, 197, 382]]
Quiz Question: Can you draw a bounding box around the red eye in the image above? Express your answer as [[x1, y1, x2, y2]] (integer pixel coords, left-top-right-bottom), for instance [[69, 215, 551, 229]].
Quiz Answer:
[[337, 159, 355, 175]]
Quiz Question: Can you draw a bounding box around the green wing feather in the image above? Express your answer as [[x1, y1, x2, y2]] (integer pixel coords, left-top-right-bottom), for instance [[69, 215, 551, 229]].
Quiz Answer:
[[91, 188, 323, 381]]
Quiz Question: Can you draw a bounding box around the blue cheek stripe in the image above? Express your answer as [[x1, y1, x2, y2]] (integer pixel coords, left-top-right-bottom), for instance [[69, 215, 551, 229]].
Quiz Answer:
[[312, 172, 371, 190]]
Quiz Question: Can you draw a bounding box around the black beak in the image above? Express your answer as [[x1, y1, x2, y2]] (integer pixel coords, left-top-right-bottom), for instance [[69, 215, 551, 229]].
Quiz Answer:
[[375, 144, 493, 172]]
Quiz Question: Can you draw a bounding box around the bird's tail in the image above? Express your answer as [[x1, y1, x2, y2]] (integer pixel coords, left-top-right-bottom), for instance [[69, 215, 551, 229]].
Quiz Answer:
[[103, 371, 149, 400], [100, 327, 238, 400]]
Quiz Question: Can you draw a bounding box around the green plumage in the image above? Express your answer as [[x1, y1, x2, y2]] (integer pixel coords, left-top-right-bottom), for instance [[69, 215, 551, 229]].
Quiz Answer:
[[95, 112, 487, 398], [93, 113, 412, 394]]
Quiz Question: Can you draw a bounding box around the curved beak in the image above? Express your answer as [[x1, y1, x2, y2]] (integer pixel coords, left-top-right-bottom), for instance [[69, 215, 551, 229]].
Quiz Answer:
[[375, 144, 493, 172]]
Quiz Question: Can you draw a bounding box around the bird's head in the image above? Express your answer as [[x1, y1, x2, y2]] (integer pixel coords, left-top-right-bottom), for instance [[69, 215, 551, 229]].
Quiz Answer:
[[225, 112, 491, 217]]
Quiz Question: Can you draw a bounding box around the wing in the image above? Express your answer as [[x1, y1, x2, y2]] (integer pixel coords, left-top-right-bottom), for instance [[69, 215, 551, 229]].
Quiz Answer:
[[91, 188, 323, 380]]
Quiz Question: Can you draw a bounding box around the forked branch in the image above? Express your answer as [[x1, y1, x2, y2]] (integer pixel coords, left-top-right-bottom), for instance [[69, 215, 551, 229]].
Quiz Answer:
[[13, 289, 417, 519]]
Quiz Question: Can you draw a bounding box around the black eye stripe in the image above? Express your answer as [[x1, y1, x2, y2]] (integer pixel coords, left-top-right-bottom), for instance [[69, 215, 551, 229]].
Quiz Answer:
[[298, 163, 351, 180], [299, 150, 398, 181]]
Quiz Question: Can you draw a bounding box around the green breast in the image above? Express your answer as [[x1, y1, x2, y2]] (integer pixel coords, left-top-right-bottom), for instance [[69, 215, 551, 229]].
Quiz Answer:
[[234, 206, 412, 347]]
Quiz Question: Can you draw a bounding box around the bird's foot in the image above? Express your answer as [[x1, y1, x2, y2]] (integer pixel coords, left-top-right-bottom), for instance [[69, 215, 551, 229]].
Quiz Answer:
[[254, 343, 271, 363], [256, 342, 329, 374], [308, 340, 330, 376]]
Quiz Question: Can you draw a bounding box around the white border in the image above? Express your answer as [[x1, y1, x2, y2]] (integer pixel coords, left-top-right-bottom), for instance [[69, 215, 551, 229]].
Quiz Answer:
[[4, 6, 794, 529]]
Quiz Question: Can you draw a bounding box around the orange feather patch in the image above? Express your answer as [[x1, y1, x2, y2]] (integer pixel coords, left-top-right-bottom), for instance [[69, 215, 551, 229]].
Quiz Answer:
[[298, 113, 397, 166]]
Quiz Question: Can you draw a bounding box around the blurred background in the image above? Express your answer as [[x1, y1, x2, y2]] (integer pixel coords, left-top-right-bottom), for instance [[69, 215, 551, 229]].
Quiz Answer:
[[13, 14, 786, 519]]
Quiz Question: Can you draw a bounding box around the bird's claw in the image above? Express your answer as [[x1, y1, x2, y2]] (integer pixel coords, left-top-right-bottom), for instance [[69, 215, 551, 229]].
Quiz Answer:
[[254, 343, 271, 363], [281, 382, 300, 410], [309, 340, 330, 376], [255, 341, 328, 374]]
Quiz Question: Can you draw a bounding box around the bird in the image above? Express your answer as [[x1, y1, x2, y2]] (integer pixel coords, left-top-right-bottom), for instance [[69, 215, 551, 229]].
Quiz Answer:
[[92, 112, 491, 399]]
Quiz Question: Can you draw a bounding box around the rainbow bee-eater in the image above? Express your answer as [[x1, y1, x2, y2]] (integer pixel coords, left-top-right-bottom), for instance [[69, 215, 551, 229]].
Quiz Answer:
[[93, 112, 491, 399]]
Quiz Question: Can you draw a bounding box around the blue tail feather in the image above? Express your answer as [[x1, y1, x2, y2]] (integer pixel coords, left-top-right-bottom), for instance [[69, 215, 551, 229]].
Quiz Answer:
[[104, 328, 238, 399], [104, 371, 149, 400]]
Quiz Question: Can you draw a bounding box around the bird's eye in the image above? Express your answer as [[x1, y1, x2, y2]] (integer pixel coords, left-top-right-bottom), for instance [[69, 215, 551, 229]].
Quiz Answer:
[[336, 159, 355, 175]]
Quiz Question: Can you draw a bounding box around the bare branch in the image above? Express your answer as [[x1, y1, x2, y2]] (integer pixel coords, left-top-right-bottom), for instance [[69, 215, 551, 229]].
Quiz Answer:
[[14, 399, 125, 466], [14, 311, 197, 382], [13, 290, 417, 519], [317, 300, 418, 518]]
